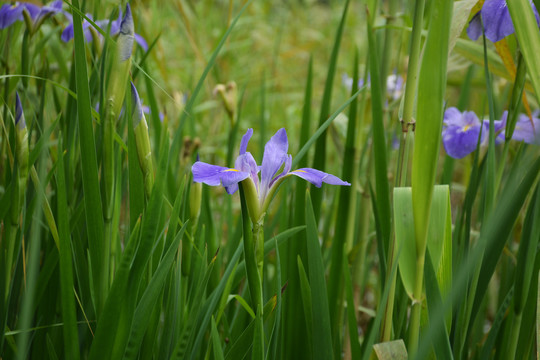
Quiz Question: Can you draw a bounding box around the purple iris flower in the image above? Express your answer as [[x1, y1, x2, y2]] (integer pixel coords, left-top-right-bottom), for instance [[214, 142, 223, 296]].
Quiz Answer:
[[442, 107, 485, 159], [192, 128, 349, 217], [467, 0, 540, 42], [61, 4, 148, 51], [500, 111, 540, 144], [0, 1, 62, 30]]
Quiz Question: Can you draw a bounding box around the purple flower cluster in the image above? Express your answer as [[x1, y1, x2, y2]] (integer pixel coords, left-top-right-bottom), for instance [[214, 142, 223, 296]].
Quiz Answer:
[[0, 2, 147, 51], [0, 0, 62, 30], [61, 4, 147, 51], [442, 107, 540, 159], [467, 0, 540, 42]]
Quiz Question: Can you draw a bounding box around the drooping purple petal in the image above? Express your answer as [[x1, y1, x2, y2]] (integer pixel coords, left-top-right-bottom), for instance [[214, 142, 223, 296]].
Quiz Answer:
[[468, 0, 540, 42], [134, 33, 148, 51], [261, 128, 289, 191], [239, 128, 253, 155], [289, 168, 350, 188], [0, 4, 24, 29], [442, 108, 484, 159], [510, 113, 540, 144], [192, 161, 249, 194], [467, 12, 483, 40], [481, 0, 516, 42]]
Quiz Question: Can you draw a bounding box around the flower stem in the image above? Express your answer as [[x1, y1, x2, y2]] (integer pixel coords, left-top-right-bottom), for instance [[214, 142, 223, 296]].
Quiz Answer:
[[401, 0, 426, 126], [408, 250, 426, 356], [239, 183, 263, 314]]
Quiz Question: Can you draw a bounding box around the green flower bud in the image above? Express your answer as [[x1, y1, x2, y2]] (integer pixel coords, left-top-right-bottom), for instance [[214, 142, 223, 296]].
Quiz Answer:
[[12, 93, 29, 225], [213, 81, 237, 124], [131, 82, 154, 198], [106, 4, 134, 121]]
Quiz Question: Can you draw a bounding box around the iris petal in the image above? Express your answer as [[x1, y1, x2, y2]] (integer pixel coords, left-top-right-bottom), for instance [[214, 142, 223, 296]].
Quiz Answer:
[[442, 108, 484, 158], [239, 128, 253, 155], [192, 161, 249, 194], [235, 151, 259, 190], [289, 168, 350, 188], [502, 112, 540, 144], [442, 124, 482, 158], [261, 128, 288, 191], [482, 0, 515, 42], [467, 13, 483, 41], [0, 4, 24, 29]]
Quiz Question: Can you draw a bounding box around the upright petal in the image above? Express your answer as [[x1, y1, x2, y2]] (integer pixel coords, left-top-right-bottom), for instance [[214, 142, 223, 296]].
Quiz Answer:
[[481, 0, 515, 42], [118, 4, 134, 61], [35, 0, 63, 24], [239, 128, 253, 155], [23, 4, 41, 21], [235, 151, 259, 189], [289, 168, 350, 187], [467, 12, 483, 40], [269, 154, 291, 187], [192, 161, 249, 194], [260, 128, 288, 190]]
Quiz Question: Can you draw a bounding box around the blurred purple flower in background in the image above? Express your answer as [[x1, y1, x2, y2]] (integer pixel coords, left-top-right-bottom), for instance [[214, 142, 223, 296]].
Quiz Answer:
[[467, 0, 540, 42], [442, 107, 485, 159], [443, 107, 540, 159], [342, 72, 403, 100], [61, 5, 148, 51], [500, 111, 540, 144], [0, 0, 62, 30]]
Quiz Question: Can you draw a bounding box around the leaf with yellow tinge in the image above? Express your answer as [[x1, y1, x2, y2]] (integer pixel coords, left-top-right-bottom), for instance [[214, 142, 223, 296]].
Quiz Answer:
[[449, 0, 481, 53], [373, 340, 408, 360], [494, 39, 532, 118]]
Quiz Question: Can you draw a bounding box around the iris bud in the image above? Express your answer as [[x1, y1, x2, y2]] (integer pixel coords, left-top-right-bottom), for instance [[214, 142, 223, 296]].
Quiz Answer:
[[131, 82, 154, 198], [213, 81, 237, 124]]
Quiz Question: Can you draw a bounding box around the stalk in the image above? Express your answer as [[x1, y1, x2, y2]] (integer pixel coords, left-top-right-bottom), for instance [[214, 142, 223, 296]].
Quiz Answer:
[[381, 129, 414, 342], [380, 0, 425, 342], [239, 183, 263, 315], [507, 312, 523, 358], [380, 0, 399, 95], [401, 0, 426, 127]]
